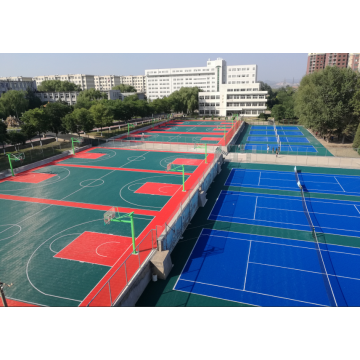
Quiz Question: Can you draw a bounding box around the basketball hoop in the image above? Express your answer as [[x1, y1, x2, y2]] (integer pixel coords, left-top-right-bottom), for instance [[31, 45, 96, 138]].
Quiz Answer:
[[104, 207, 118, 225], [166, 162, 172, 172]]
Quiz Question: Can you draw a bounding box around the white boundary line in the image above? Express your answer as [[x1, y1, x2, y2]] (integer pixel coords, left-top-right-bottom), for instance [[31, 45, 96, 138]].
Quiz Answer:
[[334, 177, 346, 192], [253, 197, 258, 220], [6, 297, 48, 307], [355, 205, 360, 216]]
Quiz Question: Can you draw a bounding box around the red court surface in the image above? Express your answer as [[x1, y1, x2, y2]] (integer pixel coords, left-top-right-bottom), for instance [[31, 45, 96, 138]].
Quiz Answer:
[[0, 194, 159, 216], [73, 153, 105, 159], [54, 232, 133, 267], [172, 158, 203, 166], [148, 131, 224, 136], [6, 172, 57, 183], [130, 134, 151, 138], [201, 137, 222, 141], [135, 182, 181, 196]]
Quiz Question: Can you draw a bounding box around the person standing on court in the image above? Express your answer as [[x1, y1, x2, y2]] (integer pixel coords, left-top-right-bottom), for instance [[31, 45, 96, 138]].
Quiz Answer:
[[267, 145, 269, 153], [276, 148, 278, 157]]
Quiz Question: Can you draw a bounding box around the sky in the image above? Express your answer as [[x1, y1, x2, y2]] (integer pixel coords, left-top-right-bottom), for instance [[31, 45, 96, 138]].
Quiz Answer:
[[0, 53, 308, 83]]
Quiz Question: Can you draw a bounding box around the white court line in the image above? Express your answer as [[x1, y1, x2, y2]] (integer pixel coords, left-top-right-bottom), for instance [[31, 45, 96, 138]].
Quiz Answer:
[[355, 205, 360, 216], [177, 278, 326, 307], [249, 261, 360, 282], [243, 241, 252, 290], [334, 177, 346, 192], [253, 197, 258, 220], [258, 172, 261, 186], [201, 231, 360, 255]]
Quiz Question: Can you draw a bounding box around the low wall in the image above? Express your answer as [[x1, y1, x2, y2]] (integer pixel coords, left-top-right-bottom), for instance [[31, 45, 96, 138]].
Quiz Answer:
[[226, 152, 360, 170]]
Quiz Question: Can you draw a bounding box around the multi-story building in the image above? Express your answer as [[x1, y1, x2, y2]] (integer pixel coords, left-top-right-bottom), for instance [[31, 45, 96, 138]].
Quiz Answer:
[[120, 75, 146, 93], [306, 53, 326, 74], [348, 53, 360, 72], [145, 58, 267, 117], [0, 78, 37, 97], [36, 90, 123, 105], [35, 90, 145, 105], [94, 75, 121, 90], [306, 53, 350, 74], [325, 53, 349, 68], [32, 74, 95, 90]]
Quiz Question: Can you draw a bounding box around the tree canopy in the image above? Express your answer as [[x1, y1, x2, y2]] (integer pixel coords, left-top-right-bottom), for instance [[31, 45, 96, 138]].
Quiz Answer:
[[37, 80, 82, 92], [112, 84, 137, 92], [294, 66, 360, 142], [0, 90, 29, 119]]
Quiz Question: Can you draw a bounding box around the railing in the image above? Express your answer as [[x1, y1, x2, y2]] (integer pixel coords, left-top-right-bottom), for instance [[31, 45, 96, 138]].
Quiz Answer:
[[85, 147, 223, 306], [86, 228, 157, 307]]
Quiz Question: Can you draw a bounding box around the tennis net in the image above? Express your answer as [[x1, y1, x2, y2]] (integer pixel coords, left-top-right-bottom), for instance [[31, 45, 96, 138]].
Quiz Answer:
[[294, 166, 337, 306]]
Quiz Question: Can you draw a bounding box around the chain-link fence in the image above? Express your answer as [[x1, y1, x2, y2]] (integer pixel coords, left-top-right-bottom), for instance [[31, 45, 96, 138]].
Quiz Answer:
[[0, 141, 73, 173]]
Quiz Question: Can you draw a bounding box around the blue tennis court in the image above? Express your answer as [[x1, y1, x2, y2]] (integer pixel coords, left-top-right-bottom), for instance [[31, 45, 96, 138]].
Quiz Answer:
[[209, 190, 360, 238], [243, 144, 317, 153], [225, 168, 360, 196], [251, 126, 299, 130], [247, 136, 310, 143], [250, 131, 304, 136], [174, 228, 358, 306]]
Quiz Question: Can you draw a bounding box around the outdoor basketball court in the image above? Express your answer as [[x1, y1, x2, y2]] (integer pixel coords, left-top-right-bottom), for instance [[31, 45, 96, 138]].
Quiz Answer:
[[0, 146, 214, 306], [119, 118, 239, 146]]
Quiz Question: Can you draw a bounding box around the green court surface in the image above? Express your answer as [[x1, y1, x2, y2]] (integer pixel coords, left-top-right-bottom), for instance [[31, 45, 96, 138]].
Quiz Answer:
[[136, 161, 360, 307], [0, 199, 152, 307], [0, 147, 210, 307], [57, 148, 204, 173], [232, 123, 332, 156], [153, 126, 229, 133]]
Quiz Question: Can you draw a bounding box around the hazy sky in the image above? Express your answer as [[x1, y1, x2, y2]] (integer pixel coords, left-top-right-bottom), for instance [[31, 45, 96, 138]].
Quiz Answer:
[[0, 53, 308, 82]]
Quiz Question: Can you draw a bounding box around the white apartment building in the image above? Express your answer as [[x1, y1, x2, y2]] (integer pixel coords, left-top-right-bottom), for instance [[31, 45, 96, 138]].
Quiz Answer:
[[120, 75, 146, 93], [0, 78, 37, 96], [145, 58, 267, 117], [36, 90, 123, 105], [94, 75, 121, 90], [32, 74, 95, 90]]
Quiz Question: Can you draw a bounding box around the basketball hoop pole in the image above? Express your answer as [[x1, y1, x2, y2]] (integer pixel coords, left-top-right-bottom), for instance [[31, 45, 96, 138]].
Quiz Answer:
[[194, 143, 208, 164], [168, 164, 186, 192], [7, 154, 15, 177], [111, 211, 137, 255], [71, 137, 82, 155], [0, 280, 12, 307]]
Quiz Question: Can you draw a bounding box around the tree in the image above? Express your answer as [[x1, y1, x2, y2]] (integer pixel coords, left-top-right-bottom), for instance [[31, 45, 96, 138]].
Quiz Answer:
[[20, 123, 38, 148], [0, 90, 29, 119], [43, 102, 72, 140], [167, 87, 201, 114], [21, 108, 48, 144], [295, 66, 360, 143], [260, 82, 278, 109], [25, 89, 44, 110], [0, 121, 7, 154], [275, 86, 296, 119], [89, 103, 113, 135], [271, 104, 286, 122], [62, 108, 94, 137], [353, 123, 360, 153], [112, 84, 137, 92], [37, 80, 82, 92], [75, 89, 107, 109], [6, 131, 27, 151]]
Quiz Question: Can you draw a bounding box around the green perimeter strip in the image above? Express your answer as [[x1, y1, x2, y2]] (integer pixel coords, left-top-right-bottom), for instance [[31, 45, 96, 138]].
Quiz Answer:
[[136, 161, 360, 307]]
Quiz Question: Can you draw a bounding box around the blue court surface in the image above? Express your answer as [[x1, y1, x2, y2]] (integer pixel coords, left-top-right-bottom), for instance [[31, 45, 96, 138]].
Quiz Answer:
[[251, 126, 299, 130], [250, 131, 304, 136], [174, 228, 359, 306], [247, 136, 310, 143], [209, 190, 360, 238], [225, 168, 360, 196], [243, 144, 317, 153]]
